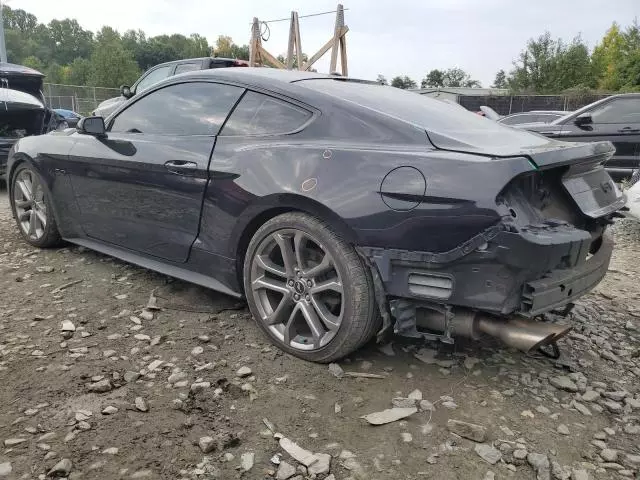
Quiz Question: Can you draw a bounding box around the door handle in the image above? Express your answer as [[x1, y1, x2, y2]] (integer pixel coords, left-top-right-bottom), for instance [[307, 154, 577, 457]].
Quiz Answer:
[[165, 160, 197, 169], [618, 127, 640, 133], [164, 160, 198, 175]]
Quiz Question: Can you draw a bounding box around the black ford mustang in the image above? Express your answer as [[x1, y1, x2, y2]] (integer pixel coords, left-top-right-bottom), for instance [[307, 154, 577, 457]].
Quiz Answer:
[[7, 68, 625, 362]]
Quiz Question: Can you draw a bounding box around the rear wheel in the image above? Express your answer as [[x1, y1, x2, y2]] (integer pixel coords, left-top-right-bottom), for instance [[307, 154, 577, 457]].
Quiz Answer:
[[10, 164, 62, 248], [243, 212, 379, 363]]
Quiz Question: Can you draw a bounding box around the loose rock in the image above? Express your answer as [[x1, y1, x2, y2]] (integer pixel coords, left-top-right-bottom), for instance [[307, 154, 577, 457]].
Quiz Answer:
[[237, 366, 252, 378], [447, 419, 487, 442], [134, 397, 148, 412], [475, 444, 502, 464], [361, 407, 417, 425], [550, 376, 578, 393], [47, 458, 72, 477], [277, 461, 296, 480]]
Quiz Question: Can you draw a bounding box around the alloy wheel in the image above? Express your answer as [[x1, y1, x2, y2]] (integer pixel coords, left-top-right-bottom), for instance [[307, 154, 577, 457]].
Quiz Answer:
[[13, 169, 48, 241], [250, 229, 344, 351]]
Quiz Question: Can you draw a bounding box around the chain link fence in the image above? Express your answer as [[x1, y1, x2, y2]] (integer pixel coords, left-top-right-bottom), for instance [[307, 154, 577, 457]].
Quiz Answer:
[[43, 83, 120, 115]]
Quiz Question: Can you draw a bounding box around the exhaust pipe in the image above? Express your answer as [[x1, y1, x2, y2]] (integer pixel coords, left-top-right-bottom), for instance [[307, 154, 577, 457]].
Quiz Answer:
[[416, 308, 571, 354]]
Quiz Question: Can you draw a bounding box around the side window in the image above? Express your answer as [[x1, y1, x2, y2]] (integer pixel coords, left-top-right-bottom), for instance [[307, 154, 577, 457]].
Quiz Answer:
[[175, 63, 201, 75], [500, 116, 522, 125], [590, 99, 640, 124], [135, 66, 172, 94], [110, 82, 244, 135], [222, 91, 312, 136]]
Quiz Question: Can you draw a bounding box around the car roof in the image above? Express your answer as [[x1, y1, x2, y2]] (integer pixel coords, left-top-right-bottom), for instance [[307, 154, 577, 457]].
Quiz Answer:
[[170, 67, 370, 89], [151, 57, 247, 68]]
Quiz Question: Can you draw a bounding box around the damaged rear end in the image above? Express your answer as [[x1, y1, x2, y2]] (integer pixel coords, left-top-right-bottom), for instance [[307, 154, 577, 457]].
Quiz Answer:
[[367, 140, 625, 355]]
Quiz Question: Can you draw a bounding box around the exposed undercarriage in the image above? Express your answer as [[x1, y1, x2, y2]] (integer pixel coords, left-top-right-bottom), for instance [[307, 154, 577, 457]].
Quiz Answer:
[[363, 159, 623, 356]]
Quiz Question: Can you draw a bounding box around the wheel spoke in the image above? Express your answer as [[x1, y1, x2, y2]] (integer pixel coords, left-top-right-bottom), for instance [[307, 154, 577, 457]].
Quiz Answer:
[[299, 302, 324, 348], [252, 276, 289, 295], [310, 279, 343, 295], [255, 254, 287, 278], [265, 293, 295, 325], [283, 303, 302, 345], [274, 233, 296, 276], [35, 209, 47, 229], [303, 254, 333, 278], [17, 180, 32, 201], [28, 210, 37, 237], [310, 297, 341, 331], [293, 231, 306, 271]]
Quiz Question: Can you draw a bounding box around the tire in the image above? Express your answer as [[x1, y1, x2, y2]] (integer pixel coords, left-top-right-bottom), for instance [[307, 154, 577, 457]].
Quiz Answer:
[[243, 212, 379, 363], [10, 163, 62, 248]]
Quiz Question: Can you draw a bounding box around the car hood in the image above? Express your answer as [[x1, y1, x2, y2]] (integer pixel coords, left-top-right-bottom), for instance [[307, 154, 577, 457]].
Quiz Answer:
[[96, 96, 125, 109]]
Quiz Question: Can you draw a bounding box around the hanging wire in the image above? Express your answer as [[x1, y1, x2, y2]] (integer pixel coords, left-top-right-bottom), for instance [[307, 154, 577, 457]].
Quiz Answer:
[[260, 21, 271, 41], [252, 8, 349, 24]]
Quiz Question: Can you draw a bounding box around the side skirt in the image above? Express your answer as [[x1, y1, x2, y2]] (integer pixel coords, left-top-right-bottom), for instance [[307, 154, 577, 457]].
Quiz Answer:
[[66, 237, 242, 299]]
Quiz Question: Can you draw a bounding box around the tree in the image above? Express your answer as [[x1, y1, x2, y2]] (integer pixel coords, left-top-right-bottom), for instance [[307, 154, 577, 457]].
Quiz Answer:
[[391, 76, 417, 89], [1, 6, 38, 33], [492, 69, 507, 88], [376, 74, 388, 85], [21, 55, 45, 72], [421, 69, 444, 88], [66, 58, 92, 85], [214, 35, 249, 60], [421, 68, 480, 88], [593, 21, 640, 91], [47, 19, 94, 65], [89, 30, 140, 87]]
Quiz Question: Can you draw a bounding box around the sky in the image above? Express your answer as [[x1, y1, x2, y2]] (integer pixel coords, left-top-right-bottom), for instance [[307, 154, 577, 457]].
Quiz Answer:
[[7, 0, 640, 86]]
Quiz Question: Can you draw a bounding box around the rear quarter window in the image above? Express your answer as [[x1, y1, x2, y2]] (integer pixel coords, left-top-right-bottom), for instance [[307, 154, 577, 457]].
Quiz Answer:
[[221, 91, 312, 136]]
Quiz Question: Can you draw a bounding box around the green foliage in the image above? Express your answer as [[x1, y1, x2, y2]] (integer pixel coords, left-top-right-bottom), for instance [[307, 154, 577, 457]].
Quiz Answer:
[[492, 69, 507, 88], [215, 36, 249, 60], [391, 76, 417, 89], [0, 5, 225, 88], [421, 68, 480, 88]]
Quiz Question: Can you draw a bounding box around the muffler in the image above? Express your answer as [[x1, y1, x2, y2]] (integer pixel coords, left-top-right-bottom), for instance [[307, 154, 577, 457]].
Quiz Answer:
[[416, 308, 571, 354]]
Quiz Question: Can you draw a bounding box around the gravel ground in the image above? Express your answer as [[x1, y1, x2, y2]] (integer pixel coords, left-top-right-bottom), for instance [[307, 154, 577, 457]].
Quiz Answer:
[[1, 188, 639, 480]]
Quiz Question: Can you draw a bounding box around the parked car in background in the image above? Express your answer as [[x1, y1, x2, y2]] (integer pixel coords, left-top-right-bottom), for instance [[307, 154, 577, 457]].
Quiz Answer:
[[1, 62, 59, 178], [92, 57, 249, 118], [498, 110, 569, 126], [522, 94, 640, 180], [53, 108, 82, 128], [7, 68, 624, 362]]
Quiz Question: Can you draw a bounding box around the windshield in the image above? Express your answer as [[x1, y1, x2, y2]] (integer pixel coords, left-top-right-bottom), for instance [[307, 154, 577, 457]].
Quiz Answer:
[[298, 79, 549, 150]]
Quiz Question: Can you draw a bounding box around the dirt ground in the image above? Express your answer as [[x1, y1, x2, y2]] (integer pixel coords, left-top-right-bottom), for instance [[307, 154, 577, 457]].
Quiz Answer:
[[1, 188, 639, 480]]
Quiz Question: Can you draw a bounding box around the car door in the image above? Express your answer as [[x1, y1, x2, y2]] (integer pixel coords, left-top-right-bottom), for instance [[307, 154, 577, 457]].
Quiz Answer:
[[558, 97, 640, 172], [65, 81, 244, 263]]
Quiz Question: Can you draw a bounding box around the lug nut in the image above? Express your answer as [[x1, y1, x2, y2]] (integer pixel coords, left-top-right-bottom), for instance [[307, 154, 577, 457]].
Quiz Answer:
[[294, 294, 300, 301], [288, 279, 294, 286], [305, 295, 311, 302], [306, 280, 312, 287]]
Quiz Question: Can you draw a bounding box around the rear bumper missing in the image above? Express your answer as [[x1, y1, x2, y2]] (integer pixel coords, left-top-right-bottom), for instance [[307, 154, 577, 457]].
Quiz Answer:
[[361, 225, 613, 317]]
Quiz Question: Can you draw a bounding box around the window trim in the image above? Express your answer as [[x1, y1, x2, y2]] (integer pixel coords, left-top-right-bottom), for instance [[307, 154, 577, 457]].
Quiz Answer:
[[107, 80, 246, 137], [219, 88, 316, 138]]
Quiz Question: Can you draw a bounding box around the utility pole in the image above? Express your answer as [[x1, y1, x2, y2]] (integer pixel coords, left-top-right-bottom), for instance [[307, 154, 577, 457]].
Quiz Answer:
[[0, 0, 7, 63]]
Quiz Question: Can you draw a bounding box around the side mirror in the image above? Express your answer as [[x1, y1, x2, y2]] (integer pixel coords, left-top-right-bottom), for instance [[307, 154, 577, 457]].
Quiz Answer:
[[120, 85, 132, 98], [574, 114, 593, 127], [77, 116, 106, 137]]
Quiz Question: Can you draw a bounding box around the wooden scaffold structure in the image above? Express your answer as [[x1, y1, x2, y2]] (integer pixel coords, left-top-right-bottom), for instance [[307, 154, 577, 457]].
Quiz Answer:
[[249, 4, 349, 76]]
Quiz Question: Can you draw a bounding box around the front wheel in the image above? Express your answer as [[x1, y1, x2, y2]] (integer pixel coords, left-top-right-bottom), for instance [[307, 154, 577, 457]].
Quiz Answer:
[[243, 212, 379, 363], [10, 164, 62, 248]]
